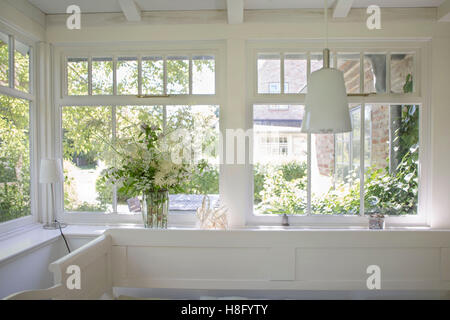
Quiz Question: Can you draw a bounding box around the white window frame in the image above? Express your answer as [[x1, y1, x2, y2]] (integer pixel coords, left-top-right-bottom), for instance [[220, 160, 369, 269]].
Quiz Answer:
[[53, 41, 225, 226], [246, 40, 431, 227], [0, 21, 38, 234]]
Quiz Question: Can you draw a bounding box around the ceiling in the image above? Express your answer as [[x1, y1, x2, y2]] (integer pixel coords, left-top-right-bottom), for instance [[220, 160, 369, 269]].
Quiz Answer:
[[27, 0, 446, 15]]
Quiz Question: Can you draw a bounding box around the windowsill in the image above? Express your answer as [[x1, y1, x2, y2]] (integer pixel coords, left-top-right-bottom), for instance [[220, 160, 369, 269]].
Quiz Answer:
[[1, 223, 446, 267]]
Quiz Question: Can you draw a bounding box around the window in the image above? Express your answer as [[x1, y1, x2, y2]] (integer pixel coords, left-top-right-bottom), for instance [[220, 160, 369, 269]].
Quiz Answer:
[[250, 43, 424, 222], [60, 47, 220, 220], [66, 54, 216, 96], [253, 104, 307, 214], [62, 105, 219, 214], [0, 30, 33, 226], [0, 95, 31, 222]]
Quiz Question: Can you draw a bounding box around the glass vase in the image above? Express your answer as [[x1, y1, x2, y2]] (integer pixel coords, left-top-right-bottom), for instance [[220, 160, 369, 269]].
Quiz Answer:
[[142, 190, 169, 229]]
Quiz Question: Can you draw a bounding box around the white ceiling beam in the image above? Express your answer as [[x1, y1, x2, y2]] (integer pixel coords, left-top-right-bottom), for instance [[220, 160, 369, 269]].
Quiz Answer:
[[332, 0, 354, 18], [227, 0, 244, 24], [438, 0, 450, 22], [118, 0, 141, 22]]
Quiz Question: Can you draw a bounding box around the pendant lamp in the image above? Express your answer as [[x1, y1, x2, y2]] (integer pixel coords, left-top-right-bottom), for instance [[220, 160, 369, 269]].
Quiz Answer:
[[301, 0, 352, 134]]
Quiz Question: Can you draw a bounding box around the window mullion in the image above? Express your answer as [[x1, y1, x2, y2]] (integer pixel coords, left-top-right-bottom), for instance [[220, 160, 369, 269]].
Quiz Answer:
[[88, 56, 92, 95], [189, 54, 193, 95], [113, 56, 117, 95], [112, 105, 118, 213], [307, 133, 312, 216], [360, 103, 365, 216], [163, 55, 167, 95], [138, 55, 142, 96], [8, 35, 14, 89], [280, 52, 285, 94]]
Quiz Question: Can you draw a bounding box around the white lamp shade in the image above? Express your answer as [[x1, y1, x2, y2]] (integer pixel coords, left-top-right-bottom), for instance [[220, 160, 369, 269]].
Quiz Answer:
[[39, 159, 64, 184], [301, 68, 352, 134]]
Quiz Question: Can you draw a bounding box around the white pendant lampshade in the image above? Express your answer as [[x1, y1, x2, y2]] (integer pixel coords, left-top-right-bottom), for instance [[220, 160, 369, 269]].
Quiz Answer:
[[39, 159, 64, 184], [301, 67, 352, 134], [301, 0, 352, 134]]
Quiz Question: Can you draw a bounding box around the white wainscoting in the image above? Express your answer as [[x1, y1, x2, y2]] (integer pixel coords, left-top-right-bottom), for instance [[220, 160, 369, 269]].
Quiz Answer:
[[106, 228, 450, 292]]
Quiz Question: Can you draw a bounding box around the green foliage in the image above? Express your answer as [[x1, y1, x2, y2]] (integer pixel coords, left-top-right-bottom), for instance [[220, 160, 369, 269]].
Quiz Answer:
[[0, 94, 31, 222]]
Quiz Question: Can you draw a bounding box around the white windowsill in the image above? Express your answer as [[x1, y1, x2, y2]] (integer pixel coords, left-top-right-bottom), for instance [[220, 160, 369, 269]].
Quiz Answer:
[[1, 223, 446, 267]]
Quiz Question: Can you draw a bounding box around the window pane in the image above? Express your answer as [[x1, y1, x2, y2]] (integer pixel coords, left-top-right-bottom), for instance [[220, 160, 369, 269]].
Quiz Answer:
[[337, 53, 360, 94], [115, 105, 164, 214], [0, 32, 8, 87], [311, 105, 361, 215], [253, 104, 307, 215], [364, 54, 386, 93], [365, 104, 419, 215], [310, 52, 323, 73], [14, 39, 30, 93], [192, 55, 215, 94], [117, 57, 138, 95], [167, 56, 189, 94], [0, 94, 30, 222], [284, 53, 307, 94], [165, 105, 220, 212], [391, 53, 414, 93], [142, 56, 164, 95], [92, 57, 113, 95], [257, 53, 281, 94], [62, 106, 113, 212], [67, 58, 88, 95]]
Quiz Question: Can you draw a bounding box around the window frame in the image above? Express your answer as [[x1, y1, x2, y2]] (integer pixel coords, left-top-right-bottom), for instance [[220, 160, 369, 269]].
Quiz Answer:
[[53, 41, 225, 226], [0, 22, 38, 233], [247, 40, 431, 227]]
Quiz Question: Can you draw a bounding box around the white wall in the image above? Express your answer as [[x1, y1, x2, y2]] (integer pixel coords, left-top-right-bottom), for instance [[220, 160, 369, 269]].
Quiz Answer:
[[0, 238, 66, 298]]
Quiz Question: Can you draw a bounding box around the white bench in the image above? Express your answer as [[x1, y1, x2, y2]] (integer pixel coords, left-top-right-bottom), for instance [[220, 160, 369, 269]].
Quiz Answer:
[[5, 228, 450, 299]]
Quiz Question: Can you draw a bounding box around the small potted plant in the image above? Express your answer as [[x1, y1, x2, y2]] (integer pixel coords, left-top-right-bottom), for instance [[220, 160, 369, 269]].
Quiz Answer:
[[366, 196, 386, 230]]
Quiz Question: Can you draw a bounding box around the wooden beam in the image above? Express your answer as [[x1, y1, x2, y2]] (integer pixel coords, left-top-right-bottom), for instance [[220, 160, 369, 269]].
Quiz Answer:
[[118, 0, 141, 22], [227, 0, 244, 24], [333, 0, 354, 18], [438, 0, 450, 22]]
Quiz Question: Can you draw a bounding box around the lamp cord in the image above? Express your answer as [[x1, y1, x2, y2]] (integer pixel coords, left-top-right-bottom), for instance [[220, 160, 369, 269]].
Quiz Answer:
[[55, 220, 71, 253]]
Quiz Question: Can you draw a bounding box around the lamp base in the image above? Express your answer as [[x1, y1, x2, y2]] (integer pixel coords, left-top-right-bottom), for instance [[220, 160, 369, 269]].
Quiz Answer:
[[43, 222, 67, 230]]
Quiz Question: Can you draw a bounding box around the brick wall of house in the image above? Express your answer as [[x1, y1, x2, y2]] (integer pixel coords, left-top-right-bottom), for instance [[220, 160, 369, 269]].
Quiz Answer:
[[370, 104, 390, 170], [315, 134, 335, 176]]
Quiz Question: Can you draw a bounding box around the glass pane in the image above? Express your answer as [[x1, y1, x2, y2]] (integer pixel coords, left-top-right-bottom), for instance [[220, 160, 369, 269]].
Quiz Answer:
[[142, 56, 164, 95], [257, 53, 281, 94], [192, 55, 215, 94], [115, 105, 164, 214], [311, 104, 360, 215], [365, 104, 419, 215], [364, 54, 386, 93], [391, 53, 414, 93], [92, 57, 113, 95], [62, 106, 113, 212], [337, 53, 360, 94], [167, 56, 189, 94], [0, 32, 8, 87], [117, 57, 138, 95], [364, 105, 372, 169], [14, 39, 30, 93], [253, 104, 307, 215], [0, 94, 30, 222], [284, 53, 307, 94], [165, 105, 220, 211], [351, 107, 361, 175], [67, 57, 88, 95], [310, 52, 323, 73]]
